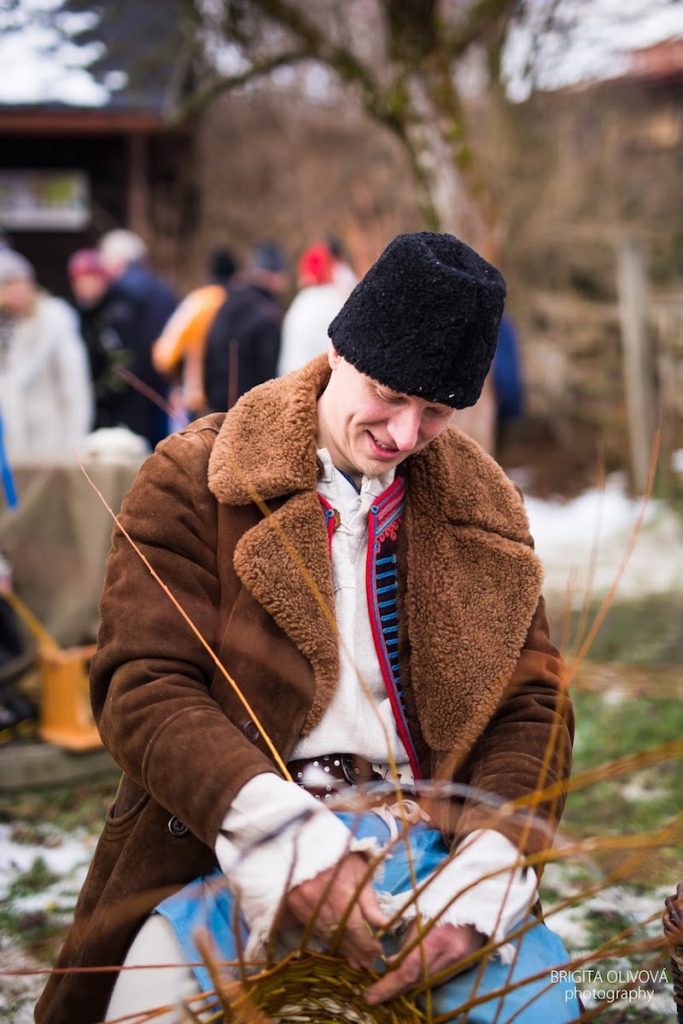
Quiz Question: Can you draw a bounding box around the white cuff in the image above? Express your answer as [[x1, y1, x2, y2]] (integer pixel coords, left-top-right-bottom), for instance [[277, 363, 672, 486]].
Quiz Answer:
[[215, 773, 380, 957], [378, 829, 537, 964]]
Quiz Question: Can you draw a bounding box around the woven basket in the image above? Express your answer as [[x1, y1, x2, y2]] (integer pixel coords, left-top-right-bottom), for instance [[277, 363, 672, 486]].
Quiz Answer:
[[198, 950, 428, 1024]]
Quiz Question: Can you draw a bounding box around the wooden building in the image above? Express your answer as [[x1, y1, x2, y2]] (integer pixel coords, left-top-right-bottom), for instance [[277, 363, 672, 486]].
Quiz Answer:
[[0, 1, 196, 297]]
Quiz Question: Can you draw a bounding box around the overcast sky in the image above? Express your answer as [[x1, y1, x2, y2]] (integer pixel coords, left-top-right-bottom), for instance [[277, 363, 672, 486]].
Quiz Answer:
[[503, 0, 683, 101], [0, 0, 682, 106]]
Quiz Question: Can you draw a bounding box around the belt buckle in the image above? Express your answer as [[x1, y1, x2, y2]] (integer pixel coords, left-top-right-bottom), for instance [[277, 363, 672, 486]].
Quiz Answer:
[[340, 753, 359, 786]]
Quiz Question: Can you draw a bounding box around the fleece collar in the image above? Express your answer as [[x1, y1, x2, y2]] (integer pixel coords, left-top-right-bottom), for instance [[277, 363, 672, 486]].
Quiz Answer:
[[208, 357, 327, 505], [208, 355, 532, 545]]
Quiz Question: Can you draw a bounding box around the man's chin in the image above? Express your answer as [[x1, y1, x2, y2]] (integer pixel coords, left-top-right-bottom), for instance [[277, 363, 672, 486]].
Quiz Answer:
[[357, 453, 404, 479]]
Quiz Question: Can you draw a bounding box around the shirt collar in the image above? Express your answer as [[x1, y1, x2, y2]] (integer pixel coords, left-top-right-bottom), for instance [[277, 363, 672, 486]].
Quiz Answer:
[[316, 447, 396, 499]]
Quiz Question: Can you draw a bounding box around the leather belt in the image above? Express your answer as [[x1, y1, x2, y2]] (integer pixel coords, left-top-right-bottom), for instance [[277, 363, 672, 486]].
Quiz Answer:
[[288, 753, 384, 801]]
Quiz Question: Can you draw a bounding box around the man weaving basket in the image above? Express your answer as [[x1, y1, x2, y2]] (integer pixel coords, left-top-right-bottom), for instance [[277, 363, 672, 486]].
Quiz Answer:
[[36, 232, 579, 1023]]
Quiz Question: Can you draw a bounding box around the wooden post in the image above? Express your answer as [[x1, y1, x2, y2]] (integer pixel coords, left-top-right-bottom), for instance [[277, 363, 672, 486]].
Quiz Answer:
[[617, 237, 657, 493]]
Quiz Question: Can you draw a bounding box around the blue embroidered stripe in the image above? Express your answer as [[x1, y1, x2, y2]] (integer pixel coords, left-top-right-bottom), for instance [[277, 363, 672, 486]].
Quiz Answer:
[[366, 475, 421, 780]]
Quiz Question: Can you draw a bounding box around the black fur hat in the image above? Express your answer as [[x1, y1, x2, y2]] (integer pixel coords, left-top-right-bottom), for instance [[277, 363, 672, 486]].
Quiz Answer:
[[327, 231, 506, 408]]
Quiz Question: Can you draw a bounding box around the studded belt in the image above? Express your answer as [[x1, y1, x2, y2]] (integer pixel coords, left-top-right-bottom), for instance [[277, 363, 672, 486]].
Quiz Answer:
[[288, 753, 384, 800]]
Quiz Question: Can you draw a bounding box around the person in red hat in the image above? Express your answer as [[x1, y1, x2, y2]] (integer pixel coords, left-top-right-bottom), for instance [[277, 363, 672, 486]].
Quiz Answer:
[[67, 247, 134, 433], [277, 241, 349, 377]]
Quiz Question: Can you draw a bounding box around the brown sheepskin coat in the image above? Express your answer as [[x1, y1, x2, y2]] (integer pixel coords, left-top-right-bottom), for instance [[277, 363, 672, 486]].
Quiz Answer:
[[35, 356, 573, 1024]]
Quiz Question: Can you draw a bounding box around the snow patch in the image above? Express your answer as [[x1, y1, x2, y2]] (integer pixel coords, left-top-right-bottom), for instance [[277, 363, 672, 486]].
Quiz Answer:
[[525, 474, 683, 602]]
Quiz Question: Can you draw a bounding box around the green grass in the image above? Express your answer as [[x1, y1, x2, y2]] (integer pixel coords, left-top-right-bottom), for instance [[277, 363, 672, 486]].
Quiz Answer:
[[540, 659, 682, 1022], [0, 782, 115, 964], [563, 680, 683, 885], [0, 779, 115, 836], [6, 857, 60, 899], [555, 593, 683, 664]]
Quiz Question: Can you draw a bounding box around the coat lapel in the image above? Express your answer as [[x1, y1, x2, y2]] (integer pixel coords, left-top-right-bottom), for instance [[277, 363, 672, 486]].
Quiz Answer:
[[207, 356, 339, 731], [232, 491, 339, 732], [403, 432, 543, 759]]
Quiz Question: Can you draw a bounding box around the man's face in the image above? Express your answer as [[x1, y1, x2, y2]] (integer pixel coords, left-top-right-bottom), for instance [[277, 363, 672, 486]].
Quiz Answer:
[[0, 276, 36, 317], [318, 348, 456, 481], [70, 271, 108, 308]]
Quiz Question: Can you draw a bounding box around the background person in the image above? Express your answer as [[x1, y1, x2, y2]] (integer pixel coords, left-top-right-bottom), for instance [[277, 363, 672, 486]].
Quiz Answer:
[[327, 233, 359, 298], [203, 241, 286, 412], [152, 247, 238, 419], [277, 241, 348, 377], [67, 247, 134, 433], [98, 229, 177, 447], [0, 249, 92, 463]]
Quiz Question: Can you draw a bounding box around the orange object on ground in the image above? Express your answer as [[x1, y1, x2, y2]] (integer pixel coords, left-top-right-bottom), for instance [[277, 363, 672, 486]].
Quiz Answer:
[[38, 644, 102, 751]]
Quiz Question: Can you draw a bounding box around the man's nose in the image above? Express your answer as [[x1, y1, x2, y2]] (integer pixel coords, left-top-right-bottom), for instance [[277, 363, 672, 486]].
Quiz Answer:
[[388, 408, 422, 451]]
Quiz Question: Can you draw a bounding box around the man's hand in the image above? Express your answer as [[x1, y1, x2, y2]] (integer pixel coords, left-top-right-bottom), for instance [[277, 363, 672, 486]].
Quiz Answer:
[[285, 852, 388, 971], [365, 921, 485, 1005]]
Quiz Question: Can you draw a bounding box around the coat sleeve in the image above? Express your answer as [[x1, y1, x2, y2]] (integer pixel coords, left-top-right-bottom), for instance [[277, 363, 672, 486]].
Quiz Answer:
[[90, 426, 278, 848]]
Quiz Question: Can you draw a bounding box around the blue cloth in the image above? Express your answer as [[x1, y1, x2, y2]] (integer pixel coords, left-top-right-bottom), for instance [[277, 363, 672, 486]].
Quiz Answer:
[[493, 316, 524, 421], [157, 812, 579, 1022], [0, 413, 18, 509]]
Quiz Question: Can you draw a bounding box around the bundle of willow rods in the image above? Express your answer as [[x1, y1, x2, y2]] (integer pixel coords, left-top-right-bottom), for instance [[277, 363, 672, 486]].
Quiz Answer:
[[190, 948, 429, 1024]]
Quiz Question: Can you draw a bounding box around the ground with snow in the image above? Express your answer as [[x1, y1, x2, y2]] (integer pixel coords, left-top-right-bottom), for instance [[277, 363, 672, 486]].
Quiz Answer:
[[525, 472, 683, 602]]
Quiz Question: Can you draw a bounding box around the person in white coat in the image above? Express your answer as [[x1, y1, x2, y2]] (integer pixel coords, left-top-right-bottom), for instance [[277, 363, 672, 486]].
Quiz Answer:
[[0, 250, 93, 464], [277, 242, 349, 377]]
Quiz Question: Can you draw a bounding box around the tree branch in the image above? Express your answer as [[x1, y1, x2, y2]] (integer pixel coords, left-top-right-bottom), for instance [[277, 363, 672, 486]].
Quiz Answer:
[[382, 0, 439, 61], [166, 46, 311, 124], [249, 0, 383, 107], [442, 0, 518, 57]]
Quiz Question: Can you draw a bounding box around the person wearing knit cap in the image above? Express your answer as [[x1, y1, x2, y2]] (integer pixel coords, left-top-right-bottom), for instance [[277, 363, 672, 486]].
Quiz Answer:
[[38, 232, 578, 1024], [67, 247, 140, 434], [0, 249, 93, 463], [328, 231, 505, 409]]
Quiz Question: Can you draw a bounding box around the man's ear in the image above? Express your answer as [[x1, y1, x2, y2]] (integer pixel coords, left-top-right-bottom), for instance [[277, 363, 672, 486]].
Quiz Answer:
[[327, 344, 341, 370]]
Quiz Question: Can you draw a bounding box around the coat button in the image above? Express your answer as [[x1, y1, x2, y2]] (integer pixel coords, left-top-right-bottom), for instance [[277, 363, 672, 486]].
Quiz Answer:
[[167, 816, 189, 837], [243, 720, 260, 742]]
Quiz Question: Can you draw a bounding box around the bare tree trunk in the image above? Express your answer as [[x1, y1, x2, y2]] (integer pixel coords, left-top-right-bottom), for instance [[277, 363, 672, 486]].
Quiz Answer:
[[402, 74, 489, 246]]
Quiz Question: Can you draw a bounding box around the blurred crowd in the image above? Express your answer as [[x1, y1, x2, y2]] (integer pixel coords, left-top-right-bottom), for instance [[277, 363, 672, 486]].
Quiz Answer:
[[0, 231, 359, 467], [0, 229, 523, 468]]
